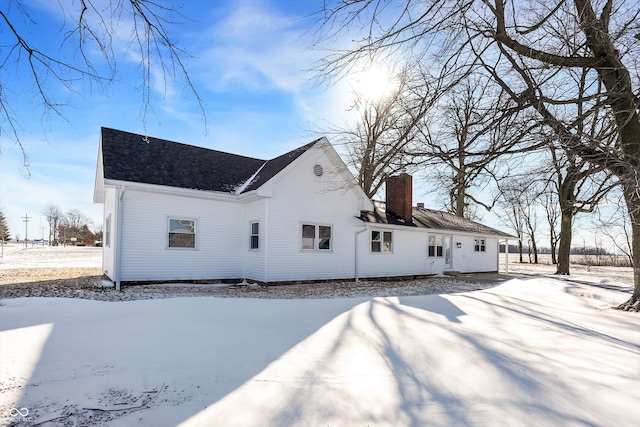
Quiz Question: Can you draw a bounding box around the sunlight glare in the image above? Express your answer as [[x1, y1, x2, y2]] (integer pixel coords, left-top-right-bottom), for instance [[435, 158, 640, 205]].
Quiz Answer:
[[0, 323, 55, 411], [354, 65, 394, 102]]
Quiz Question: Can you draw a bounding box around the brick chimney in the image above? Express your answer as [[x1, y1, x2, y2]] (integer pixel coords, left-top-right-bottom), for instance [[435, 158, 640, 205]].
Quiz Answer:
[[385, 173, 413, 222]]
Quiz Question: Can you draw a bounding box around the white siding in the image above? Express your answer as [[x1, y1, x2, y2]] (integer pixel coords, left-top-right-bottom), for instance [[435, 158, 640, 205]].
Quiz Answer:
[[357, 229, 499, 278], [263, 144, 366, 282], [357, 228, 434, 278], [244, 200, 266, 282], [451, 235, 499, 273], [119, 189, 245, 281], [101, 187, 117, 279], [98, 140, 500, 283]]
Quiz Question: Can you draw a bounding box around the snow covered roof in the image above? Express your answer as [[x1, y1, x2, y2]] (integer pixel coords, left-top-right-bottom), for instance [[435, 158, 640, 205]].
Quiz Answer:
[[359, 200, 515, 238], [99, 127, 320, 194]]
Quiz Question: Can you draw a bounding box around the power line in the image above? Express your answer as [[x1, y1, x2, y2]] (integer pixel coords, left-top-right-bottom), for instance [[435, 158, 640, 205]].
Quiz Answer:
[[22, 213, 31, 248]]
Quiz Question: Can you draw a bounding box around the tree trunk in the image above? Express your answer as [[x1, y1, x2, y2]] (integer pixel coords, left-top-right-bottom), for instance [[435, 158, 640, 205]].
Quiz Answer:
[[455, 150, 466, 217], [556, 210, 572, 275], [518, 239, 523, 263], [549, 219, 558, 265], [455, 185, 466, 218], [617, 186, 640, 311]]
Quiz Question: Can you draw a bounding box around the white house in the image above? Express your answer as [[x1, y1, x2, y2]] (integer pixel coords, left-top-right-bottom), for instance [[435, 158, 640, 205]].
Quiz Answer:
[[94, 128, 514, 289]]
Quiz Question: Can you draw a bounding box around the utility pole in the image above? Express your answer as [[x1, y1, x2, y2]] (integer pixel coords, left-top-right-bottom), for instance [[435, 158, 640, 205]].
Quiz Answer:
[[22, 213, 31, 248]]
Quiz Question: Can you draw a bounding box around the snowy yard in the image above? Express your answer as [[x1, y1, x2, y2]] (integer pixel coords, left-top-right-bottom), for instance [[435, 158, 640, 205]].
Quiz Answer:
[[1, 246, 639, 426]]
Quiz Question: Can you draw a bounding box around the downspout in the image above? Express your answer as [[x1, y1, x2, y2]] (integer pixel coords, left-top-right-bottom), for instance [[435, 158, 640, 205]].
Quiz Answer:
[[354, 226, 368, 282], [264, 199, 269, 284], [243, 203, 247, 281], [114, 185, 126, 291]]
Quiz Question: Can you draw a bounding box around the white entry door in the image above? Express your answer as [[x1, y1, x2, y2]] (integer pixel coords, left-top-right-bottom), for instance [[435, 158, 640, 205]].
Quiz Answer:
[[444, 236, 453, 270]]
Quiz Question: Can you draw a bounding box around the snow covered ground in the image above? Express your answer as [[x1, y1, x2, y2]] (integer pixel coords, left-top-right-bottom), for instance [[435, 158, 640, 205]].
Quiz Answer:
[[0, 244, 102, 269], [1, 246, 639, 426]]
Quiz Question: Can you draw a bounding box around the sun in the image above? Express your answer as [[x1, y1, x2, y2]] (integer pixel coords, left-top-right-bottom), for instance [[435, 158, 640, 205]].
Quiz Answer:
[[353, 65, 394, 102]]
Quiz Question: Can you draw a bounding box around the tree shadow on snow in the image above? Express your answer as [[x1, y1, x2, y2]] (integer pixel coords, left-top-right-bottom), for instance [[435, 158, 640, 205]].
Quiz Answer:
[[399, 295, 466, 323], [4, 280, 638, 426], [0, 296, 370, 426]]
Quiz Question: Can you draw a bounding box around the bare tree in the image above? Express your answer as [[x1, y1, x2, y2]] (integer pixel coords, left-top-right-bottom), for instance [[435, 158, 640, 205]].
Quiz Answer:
[[57, 209, 93, 245], [314, 0, 640, 310], [499, 178, 541, 263], [500, 59, 620, 276], [497, 180, 526, 263], [547, 136, 617, 274], [328, 62, 443, 197], [594, 193, 634, 266], [66, 209, 88, 231], [42, 203, 63, 246], [540, 188, 560, 265], [522, 188, 540, 265], [1, 0, 204, 170], [426, 75, 541, 218]]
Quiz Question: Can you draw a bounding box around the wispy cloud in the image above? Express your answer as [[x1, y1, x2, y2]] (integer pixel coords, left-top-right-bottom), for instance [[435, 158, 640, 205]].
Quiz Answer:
[[199, 0, 316, 93], [192, 0, 358, 140]]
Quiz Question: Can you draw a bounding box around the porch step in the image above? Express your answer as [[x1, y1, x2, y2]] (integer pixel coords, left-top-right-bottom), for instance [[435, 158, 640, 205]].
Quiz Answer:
[[443, 271, 461, 277]]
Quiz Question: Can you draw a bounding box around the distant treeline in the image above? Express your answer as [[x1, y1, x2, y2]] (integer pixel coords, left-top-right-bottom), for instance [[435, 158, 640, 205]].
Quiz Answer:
[[499, 244, 613, 256]]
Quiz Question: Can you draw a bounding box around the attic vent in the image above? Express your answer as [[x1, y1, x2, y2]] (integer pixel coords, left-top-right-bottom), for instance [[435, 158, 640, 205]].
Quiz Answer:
[[314, 164, 323, 177]]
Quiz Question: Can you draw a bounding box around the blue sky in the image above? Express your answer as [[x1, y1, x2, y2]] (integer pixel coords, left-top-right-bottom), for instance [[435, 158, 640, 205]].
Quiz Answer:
[[1, 0, 607, 250], [1, 0, 364, 239]]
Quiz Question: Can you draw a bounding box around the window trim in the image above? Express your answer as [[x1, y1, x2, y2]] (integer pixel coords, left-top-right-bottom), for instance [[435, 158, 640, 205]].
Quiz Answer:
[[474, 238, 486, 253], [371, 229, 393, 253], [167, 217, 197, 249], [428, 234, 444, 258], [301, 223, 333, 252], [249, 221, 260, 251]]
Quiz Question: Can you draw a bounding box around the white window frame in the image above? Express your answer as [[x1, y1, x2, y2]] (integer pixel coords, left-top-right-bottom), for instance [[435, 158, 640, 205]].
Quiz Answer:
[[168, 217, 197, 249], [474, 238, 486, 252], [371, 229, 393, 253], [301, 223, 332, 252], [250, 221, 260, 250], [428, 234, 444, 257]]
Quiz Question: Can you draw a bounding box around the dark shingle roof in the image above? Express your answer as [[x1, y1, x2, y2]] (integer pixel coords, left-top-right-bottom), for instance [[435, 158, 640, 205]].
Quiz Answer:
[[100, 128, 319, 194], [359, 201, 515, 238]]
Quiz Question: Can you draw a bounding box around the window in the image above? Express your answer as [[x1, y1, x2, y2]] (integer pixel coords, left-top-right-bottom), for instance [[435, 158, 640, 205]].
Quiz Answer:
[[371, 230, 392, 253], [105, 215, 111, 248], [302, 224, 315, 250], [250, 222, 259, 249], [474, 238, 486, 252], [428, 235, 443, 257], [319, 225, 332, 250], [169, 218, 196, 248], [302, 224, 332, 251]]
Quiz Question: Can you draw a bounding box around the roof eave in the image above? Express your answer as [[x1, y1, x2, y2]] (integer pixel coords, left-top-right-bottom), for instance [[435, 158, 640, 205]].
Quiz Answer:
[[93, 137, 105, 204], [357, 215, 515, 238], [103, 179, 267, 203]]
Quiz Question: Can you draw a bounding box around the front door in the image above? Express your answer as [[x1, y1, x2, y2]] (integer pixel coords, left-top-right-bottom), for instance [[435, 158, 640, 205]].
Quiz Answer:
[[444, 236, 452, 270]]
